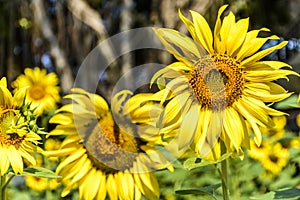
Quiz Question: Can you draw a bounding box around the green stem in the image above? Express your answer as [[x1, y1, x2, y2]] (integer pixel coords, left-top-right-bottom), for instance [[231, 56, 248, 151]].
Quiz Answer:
[[220, 141, 230, 200], [0, 175, 6, 200], [0, 174, 14, 200]]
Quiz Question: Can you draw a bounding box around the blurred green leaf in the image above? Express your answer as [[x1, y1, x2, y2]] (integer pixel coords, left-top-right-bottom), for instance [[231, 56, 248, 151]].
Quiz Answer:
[[183, 153, 232, 170], [251, 188, 300, 200], [274, 188, 300, 199], [175, 183, 221, 199], [250, 192, 275, 200], [273, 94, 300, 110], [18, 167, 61, 179]]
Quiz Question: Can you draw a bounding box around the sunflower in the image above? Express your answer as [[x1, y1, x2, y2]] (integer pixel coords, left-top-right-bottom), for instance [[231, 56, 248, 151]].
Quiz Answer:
[[260, 115, 287, 141], [25, 175, 61, 192], [24, 153, 61, 192], [12, 67, 61, 115], [296, 113, 300, 128], [248, 140, 289, 174], [0, 77, 41, 175], [150, 5, 298, 159], [45, 88, 171, 200]]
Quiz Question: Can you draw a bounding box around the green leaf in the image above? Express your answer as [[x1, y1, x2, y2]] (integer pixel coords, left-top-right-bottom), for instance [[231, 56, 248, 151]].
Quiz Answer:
[[250, 188, 300, 200], [250, 192, 275, 200], [183, 153, 232, 170], [273, 94, 300, 110], [18, 167, 61, 179], [274, 188, 300, 199], [175, 183, 221, 200]]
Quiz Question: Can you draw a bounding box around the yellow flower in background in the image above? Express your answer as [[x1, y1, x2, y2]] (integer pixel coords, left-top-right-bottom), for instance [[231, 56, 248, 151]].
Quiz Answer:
[[45, 88, 171, 200], [260, 116, 287, 141], [289, 136, 300, 148], [248, 140, 289, 174], [12, 67, 61, 115], [24, 153, 61, 192], [44, 138, 62, 152], [296, 113, 300, 128], [151, 5, 298, 158], [25, 175, 61, 192], [0, 77, 41, 175], [248, 140, 270, 161]]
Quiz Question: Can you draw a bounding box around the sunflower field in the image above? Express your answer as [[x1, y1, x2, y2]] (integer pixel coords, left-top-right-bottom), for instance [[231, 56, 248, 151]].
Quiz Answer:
[[0, 0, 300, 200]]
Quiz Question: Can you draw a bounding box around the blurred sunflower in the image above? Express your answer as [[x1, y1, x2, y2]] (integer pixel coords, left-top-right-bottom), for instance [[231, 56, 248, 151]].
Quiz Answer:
[[151, 5, 298, 158], [24, 153, 61, 192], [247, 140, 269, 161], [248, 140, 289, 174], [260, 115, 287, 141], [12, 67, 60, 115], [45, 88, 171, 200], [296, 113, 300, 128], [0, 77, 41, 175], [25, 175, 61, 192]]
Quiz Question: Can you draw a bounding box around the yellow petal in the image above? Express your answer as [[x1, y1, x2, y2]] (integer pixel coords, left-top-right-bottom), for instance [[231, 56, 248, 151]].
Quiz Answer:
[[71, 158, 92, 184], [134, 184, 142, 200], [177, 104, 199, 150], [150, 62, 190, 87], [253, 60, 292, 69], [190, 10, 213, 53], [63, 154, 88, 181], [43, 145, 81, 157], [86, 169, 101, 200], [223, 108, 243, 151], [194, 109, 209, 155], [241, 41, 288, 66], [153, 28, 200, 65], [49, 113, 73, 125], [245, 69, 299, 82], [7, 146, 23, 174], [124, 171, 134, 200], [56, 148, 86, 174], [233, 100, 262, 146], [0, 77, 7, 87], [179, 9, 196, 40], [96, 172, 107, 200], [70, 88, 108, 112], [56, 104, 94, 115], [227, 18, 249, 56], [18, 146, 36, 166], [106, 174, 118, 200], [214, 5, 229, 52], [0, 86, 12, 108], [244, 88, 292, 102], [219, 12, 235, 53], [159, 93, 189, 129], [236, 33, 277, 61], [0, 148, 9, 175]]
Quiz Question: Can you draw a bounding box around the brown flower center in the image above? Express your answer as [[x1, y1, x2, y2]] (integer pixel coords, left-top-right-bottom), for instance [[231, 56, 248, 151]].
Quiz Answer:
[[29, 86, 46, 100], [269, 154, 279, 163], [0, 110, 25, 147], [84, 113, 140, 173], [188, 54, 244, 110]]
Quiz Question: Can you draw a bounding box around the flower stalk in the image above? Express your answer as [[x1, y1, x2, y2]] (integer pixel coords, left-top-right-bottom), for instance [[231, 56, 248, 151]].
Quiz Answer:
[[220, 141, 230, 200], [0, 175, 6, 200]]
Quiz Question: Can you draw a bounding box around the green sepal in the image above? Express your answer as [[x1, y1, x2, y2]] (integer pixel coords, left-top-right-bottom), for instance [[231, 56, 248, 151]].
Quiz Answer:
[[175, 183, 221, 199], [16, 167, 61, 179], [183, 153, 232, 170]]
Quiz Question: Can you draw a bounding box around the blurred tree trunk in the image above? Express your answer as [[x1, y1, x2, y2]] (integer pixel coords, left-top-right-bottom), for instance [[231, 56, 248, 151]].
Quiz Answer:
[[66, 0, 118, 101], [31, 0, 74, 94], [120, 0, 134, 91], [7, 0, 19, 87]]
